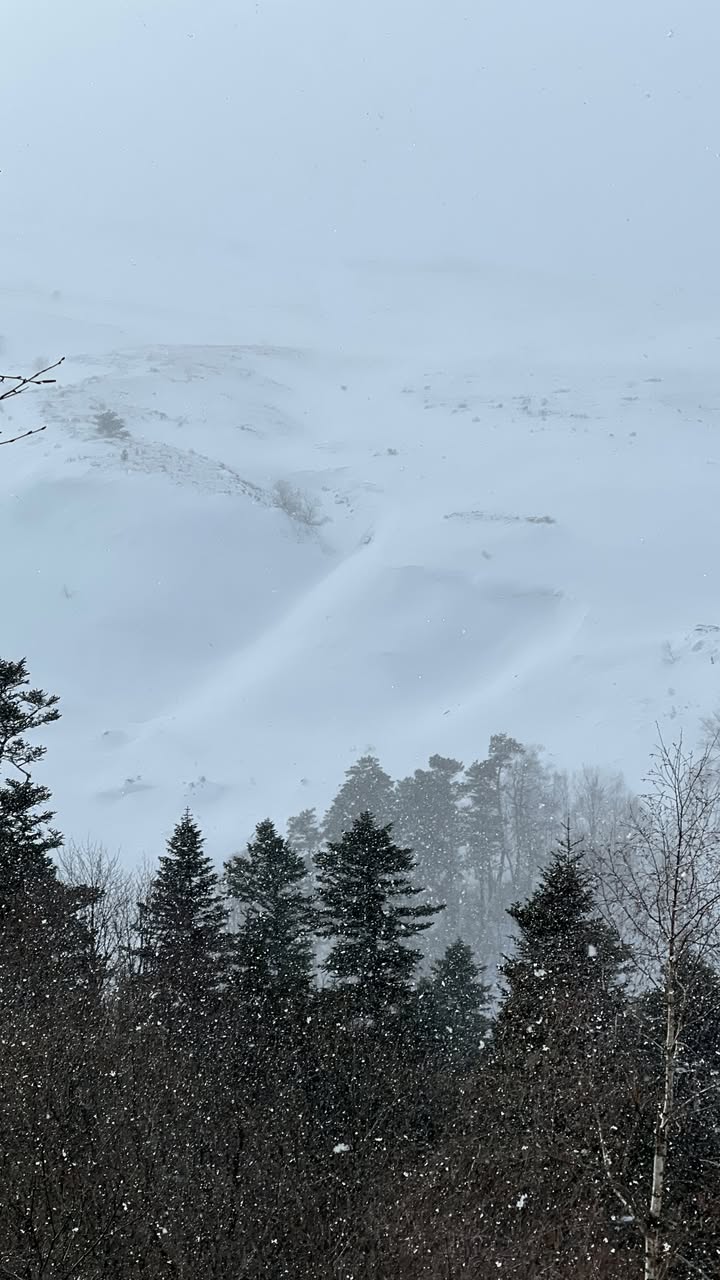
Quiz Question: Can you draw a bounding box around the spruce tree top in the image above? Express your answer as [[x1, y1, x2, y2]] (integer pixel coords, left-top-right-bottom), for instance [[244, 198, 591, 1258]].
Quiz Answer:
[[226, 817, 310, 914], [316, 810, 442, 1012], [507, 844, 612, 960], [430, 939, 489, 1012], [155, 809, 226, 928], [322, 756, 396, 841], [138, 809, 228, 1003], [418, 938, 491, 1060], [224, 818, 314, 1003], [498, 831, 628, 1052], [286, 808, 321, 854]]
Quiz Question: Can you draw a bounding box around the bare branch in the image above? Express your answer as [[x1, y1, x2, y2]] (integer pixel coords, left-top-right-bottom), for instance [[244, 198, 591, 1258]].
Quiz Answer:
[[0, 356, 65, 401], [593, 1104, 641, 1225], [673, 1254, 714, 1280], [0, 356, 64, 446], [0, 424, 48, 446]]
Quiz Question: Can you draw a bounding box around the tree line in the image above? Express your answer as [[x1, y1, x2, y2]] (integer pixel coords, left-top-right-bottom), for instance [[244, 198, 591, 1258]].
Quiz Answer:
[[288, 737, 631, 964], [0, 656, 719, 1278]]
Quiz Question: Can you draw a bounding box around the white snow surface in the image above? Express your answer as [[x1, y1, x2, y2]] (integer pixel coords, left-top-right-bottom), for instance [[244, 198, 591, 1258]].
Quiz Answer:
[[1, 1, 720, 863], [2, 268, 719, 863]]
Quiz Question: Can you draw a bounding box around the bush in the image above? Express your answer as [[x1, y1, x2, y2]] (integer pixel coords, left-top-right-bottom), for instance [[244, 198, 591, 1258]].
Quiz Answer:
[[271, 479, 325, 528]]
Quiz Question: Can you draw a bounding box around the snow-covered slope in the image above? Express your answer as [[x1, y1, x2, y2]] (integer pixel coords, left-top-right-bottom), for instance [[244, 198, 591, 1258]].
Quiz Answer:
[[2, 1, 720, 860], [2, 265, 719, 862]]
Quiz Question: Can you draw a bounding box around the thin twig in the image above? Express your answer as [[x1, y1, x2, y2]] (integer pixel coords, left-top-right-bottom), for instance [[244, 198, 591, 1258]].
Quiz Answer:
[[0, 356, 65, 402], [0, 424, 47, 447], [0, 356, 64, 446], [593, 1103, 640, 1224]]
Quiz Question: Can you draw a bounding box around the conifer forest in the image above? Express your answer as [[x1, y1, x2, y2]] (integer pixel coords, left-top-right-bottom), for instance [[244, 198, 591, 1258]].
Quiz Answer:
[[1, 655, 718, 1279], [3, 0, 720, 1272]]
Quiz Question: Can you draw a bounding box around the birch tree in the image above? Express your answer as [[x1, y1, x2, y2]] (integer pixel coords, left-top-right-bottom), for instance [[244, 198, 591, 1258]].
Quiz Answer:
[[602, 736, 720, 1280]]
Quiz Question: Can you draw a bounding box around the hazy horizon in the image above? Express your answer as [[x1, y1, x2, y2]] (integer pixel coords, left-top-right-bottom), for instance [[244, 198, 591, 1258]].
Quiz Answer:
[[3, 1, 719, 317]]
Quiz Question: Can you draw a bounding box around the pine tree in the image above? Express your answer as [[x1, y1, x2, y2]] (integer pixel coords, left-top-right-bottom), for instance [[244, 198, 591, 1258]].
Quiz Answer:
[[0, 662, 105, 1280], [0, 657, 62, 889], [458, 734, 563, 952], [0, 658, 95, 1011], [484, 829, 635, 1272], [418, 938, 490, 1062], [322, 754, 396, 842], [225, 818, 314, 1017], [497, 828, 628, 1054], [394, 754, 463, 951], [286, 806, 322, 893], [137, 809, 228, 1017], [376, 844, 636, 1279], [458, 737, 521, 949], [316, 810, 442, 1016]]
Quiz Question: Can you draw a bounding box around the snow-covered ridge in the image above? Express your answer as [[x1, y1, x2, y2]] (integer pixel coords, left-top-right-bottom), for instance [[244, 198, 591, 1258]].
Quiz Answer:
[[2, 290, 719, 864]]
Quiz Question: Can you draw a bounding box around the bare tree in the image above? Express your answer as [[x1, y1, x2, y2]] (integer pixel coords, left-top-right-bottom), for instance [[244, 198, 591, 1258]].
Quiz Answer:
[[570, 763, 633, 852], [600, 736, 720, 1280], [0, 357, 64, 446], [58, 841, 137, 993]]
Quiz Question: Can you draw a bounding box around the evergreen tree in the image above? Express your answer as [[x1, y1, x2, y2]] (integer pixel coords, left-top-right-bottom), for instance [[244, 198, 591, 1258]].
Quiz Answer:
[[0, 657, 62, 889], [225, 818, 314, 1016], [484, 830, 636, 1272], [286, 806, 322, 893], [316, 810, 442, 1015], [459, 735, 523, 950], [497, 829, 628, 1051], [322, 754, 396, 842], [418, 938, 490, 1062], [458, 734, 564, 952], [394, 754, 463, 952], [0, 658, 96, 1010], [0, 663, 106, 1280], [137, 809, 228, 1016]]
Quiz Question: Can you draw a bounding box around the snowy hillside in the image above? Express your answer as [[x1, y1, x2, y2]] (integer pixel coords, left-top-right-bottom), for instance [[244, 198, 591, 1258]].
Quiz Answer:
[[2, 1, 720, 860], [2, 265, 719, 862]]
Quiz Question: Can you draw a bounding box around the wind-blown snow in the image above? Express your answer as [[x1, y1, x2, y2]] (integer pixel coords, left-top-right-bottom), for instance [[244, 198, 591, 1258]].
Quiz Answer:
[[1, 2, 719, 861]]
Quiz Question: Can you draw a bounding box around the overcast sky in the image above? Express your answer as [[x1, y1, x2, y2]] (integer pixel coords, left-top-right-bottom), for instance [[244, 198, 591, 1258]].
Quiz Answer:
[[2, 1, 719, 314]]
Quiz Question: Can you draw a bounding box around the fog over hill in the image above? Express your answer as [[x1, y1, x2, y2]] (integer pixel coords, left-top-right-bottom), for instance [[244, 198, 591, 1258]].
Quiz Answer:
[[1, 0, 719, 860]]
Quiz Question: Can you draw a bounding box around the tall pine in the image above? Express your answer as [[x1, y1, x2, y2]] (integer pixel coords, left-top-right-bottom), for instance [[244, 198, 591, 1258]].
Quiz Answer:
[[394, 754, 463, 951], [485, 830, 635, 1273], [418, 938, 490, 1063], [0, 657, 62, 889], [225, 817, 314, 1018], [286, 806, 322, 895], [136, 809, 228, 1018], [0, 658, 95, 1011], [316, 810, 442, 1016], [322, 755, 396, 842]]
